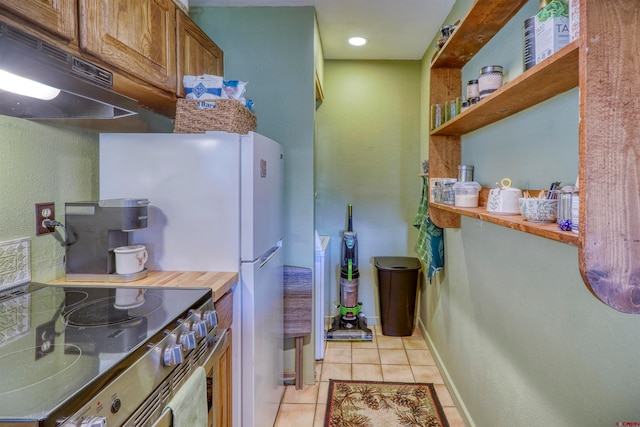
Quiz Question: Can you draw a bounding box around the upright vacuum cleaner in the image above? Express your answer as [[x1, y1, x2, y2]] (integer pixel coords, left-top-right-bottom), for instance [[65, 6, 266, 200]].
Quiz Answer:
[[326, 204, 373, 341]]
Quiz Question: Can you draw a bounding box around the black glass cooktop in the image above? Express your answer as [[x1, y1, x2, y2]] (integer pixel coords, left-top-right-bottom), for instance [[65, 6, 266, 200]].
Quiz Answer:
[[0, 282, 210, 423]]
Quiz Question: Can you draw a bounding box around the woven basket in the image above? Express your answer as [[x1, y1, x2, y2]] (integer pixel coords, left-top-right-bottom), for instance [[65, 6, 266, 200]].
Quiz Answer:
[[174, 98, 256, 134]]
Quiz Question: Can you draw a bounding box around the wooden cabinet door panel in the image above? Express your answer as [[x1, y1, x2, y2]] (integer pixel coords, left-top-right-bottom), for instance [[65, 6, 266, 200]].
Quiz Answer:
[[176, 11, 223, 97], [209, 329, 232, 427], [79, 0, 176, 92], [0, 0, 76, 41]]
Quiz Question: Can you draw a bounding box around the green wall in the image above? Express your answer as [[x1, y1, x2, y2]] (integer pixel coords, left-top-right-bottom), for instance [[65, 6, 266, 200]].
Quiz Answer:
[[420, 0, 640, 425], [0, 117, 98, 282], [315, 60, 422, 326]]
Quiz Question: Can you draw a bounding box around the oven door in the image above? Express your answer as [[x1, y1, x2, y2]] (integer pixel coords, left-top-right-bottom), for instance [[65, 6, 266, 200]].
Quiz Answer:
[[147, 328, 229, 427]]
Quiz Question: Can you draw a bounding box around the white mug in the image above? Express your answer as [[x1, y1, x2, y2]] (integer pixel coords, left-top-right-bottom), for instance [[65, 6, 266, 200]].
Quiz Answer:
[[114, 245, 148, 275]]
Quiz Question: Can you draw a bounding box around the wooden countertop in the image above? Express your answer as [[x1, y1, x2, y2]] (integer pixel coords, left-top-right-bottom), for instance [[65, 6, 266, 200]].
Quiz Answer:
[[50, 271, 238, 302]]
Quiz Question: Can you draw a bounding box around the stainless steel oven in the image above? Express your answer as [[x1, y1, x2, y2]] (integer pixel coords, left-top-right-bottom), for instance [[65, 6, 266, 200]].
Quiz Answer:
[[0, 282, 225, 427]]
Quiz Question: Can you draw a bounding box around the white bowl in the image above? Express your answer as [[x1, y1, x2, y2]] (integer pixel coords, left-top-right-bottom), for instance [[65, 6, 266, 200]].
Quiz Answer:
[[518, 198, 558, 223]]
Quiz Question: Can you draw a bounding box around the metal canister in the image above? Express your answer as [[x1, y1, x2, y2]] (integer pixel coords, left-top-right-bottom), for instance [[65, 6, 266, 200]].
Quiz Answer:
[[458, 165, 474, 182]]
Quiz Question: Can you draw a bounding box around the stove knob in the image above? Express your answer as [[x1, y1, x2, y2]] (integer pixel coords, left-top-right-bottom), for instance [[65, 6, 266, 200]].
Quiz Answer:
[[163, 344, 184, 366], [179, 320, 192, 333], [193, 320, 208, 338], [179, 330, 196, 351], [203, 310, 218, 328], [80, 416, 107, 426]]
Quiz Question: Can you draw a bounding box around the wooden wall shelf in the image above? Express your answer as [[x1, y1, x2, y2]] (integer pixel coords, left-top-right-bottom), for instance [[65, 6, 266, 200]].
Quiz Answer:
[[431, 42, 579, 136], [428, 0, 640, 313], [431, 203, 579, 246], [431, 0, 529, 69]]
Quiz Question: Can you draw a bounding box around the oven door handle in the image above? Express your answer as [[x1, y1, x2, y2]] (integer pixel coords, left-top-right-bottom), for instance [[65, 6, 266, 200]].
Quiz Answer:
[[203, 327, 228, 372], [150, 408, 173, 427]]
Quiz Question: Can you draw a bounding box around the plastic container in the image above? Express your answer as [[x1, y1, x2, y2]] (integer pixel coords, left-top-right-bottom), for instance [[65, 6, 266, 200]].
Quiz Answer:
[[453, 181, 481, 207], [374, 257, 421, 336]]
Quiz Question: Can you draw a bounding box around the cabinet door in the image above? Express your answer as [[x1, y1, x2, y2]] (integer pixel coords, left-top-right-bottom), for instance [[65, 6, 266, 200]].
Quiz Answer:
[[176, 10, 223, 97], [0, 0, 76, 41], [209, 329, 232, 427], [78, 0, 177, 93]]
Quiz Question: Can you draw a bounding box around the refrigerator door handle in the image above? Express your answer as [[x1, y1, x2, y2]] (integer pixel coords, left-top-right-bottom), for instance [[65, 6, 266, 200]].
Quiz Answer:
[[259, 240, 283, 268]]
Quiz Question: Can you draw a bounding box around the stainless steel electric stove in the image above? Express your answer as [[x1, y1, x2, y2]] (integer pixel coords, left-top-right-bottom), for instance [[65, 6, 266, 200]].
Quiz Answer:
[[0, 282, 222, 427]]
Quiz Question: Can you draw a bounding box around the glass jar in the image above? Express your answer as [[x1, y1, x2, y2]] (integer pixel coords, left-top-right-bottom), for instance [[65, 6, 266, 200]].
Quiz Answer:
[[478, 65, 503, 99], [430, 104, 443, 130], [441, 179, 457, 205], [571, 189, 579, 233], [460, 100, 470, 112], [433, 181, 443, 203], [445, 100, 457, 122], [557, 185, 574, 231], [466, 79, 479, 99]]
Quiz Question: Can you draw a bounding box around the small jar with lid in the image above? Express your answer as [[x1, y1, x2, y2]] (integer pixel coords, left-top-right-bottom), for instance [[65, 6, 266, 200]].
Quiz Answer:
[[436, 26, 452, 49], [478, 65, 503, 99], [466, 79, 479, 99]]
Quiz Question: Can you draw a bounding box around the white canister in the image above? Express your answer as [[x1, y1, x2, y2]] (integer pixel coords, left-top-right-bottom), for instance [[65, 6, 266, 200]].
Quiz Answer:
[[486, 178, 522, 214], [114, 245, 148, 275]]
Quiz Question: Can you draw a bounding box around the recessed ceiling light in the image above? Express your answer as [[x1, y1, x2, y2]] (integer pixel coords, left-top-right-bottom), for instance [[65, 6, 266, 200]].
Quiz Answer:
[[348, 37, 367, 47]]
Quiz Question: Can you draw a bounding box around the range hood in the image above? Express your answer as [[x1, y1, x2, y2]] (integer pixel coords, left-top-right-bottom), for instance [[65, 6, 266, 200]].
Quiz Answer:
[[0, 21, 138, 120]]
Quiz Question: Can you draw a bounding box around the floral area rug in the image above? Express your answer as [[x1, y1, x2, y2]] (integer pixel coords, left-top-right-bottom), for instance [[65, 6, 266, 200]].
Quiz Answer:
[[325, 380, 449, 427]]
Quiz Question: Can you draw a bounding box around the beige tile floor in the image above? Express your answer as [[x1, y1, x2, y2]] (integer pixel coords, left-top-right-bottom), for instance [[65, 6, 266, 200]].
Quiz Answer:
[[274, 325, 465, 426]]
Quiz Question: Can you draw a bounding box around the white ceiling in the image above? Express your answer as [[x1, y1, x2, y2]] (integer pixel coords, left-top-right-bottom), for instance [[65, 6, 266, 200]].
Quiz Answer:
[[188, 0, 455, 60]]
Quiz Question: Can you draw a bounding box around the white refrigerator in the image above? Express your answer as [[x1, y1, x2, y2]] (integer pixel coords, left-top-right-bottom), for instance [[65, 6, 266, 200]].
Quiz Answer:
[[99, 131, 284, 427]]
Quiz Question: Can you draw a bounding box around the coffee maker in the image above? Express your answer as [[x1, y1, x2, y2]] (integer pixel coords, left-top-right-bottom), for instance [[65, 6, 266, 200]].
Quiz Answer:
[[65, 198, 150, 282]]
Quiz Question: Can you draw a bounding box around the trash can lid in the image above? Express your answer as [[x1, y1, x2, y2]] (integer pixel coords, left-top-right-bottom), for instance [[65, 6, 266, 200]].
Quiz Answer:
[[374, 256, 421, 271]]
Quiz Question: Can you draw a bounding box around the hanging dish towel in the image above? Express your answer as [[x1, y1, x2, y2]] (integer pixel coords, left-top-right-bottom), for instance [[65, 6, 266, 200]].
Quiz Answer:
[[413, 176, 444, 282], [163, 366, 208, 427]]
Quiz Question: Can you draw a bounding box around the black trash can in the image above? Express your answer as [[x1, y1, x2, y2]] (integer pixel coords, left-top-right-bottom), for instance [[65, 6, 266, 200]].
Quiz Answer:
[[374, 256, 421, 336]]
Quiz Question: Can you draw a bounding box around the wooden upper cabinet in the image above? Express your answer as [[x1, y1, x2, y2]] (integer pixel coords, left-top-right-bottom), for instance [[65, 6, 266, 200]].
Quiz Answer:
[[78, 0, 177, 93], [176, 10, 223, 97], [0, 0, 76, 41]]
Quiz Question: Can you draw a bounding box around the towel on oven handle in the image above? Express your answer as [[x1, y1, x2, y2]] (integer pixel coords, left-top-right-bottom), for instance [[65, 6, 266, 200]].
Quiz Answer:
[[162, 366, 208, 427]]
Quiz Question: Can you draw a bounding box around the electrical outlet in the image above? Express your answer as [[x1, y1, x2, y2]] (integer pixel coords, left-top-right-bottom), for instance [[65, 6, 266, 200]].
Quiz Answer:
[[35, 202, 55, 235]]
